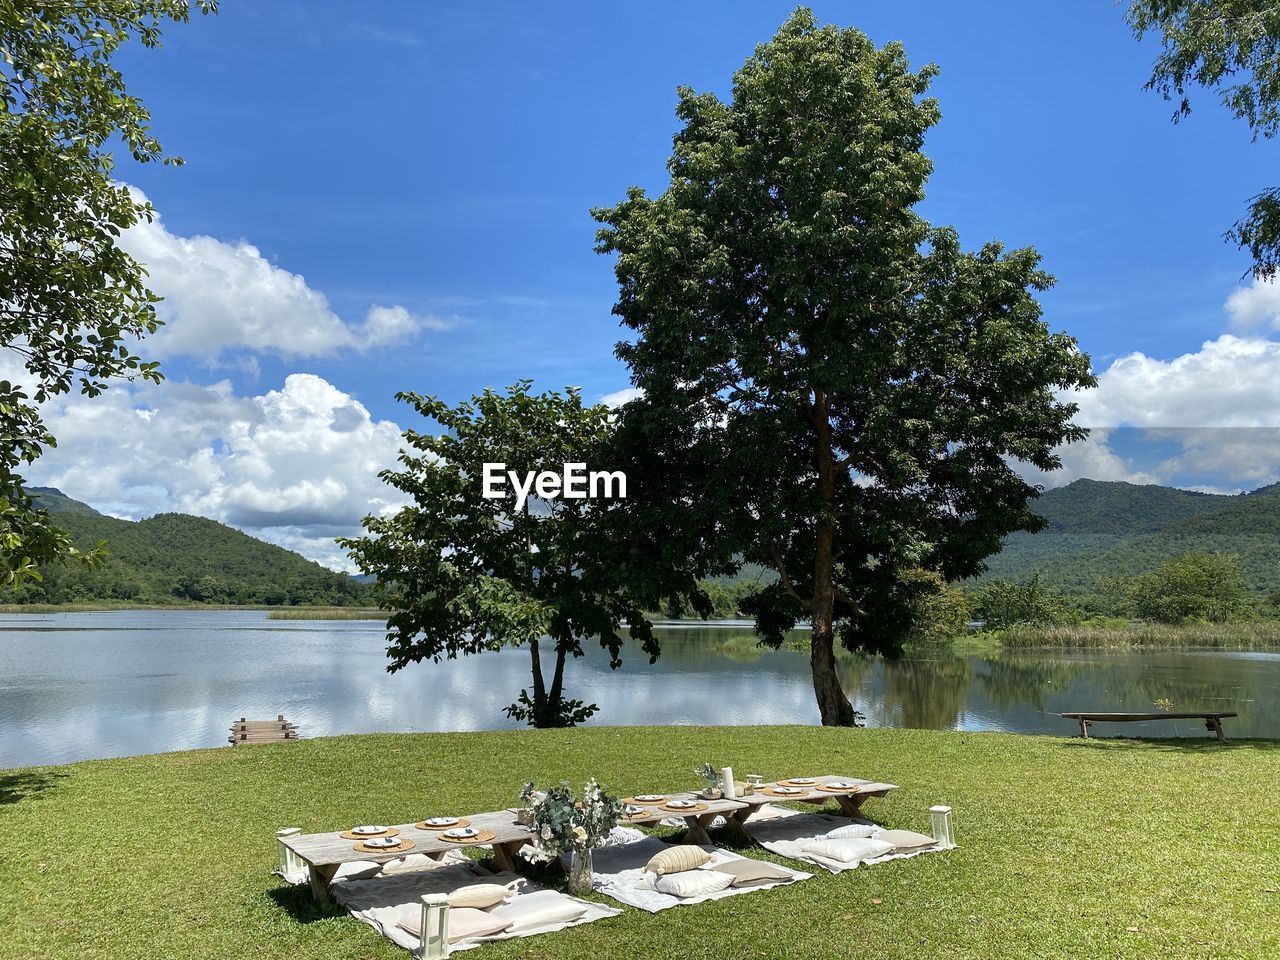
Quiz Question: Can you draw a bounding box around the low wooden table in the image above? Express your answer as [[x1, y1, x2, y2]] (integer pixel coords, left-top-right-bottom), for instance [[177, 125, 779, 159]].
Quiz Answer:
[[1061, 711, 1239, 741], [619, 792, 750, 844], [728, 775, 898, 827], [283, 810, 534, 904]]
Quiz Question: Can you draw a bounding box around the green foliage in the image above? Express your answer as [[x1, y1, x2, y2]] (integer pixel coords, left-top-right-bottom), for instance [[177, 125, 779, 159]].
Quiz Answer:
[[900, 569, 971, 646], [340, 383, 655, 729], [969, 573, 1079, 630], [0, 1, 214, 586], [8, 488, 369, 606], [978, 479, 1280, 611], [1126, 551, 1256, 624], [595, 9, 1094, 724], [1128, 0, 1280, 276]]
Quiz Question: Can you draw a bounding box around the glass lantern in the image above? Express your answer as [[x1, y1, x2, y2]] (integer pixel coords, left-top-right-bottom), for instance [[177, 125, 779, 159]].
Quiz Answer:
[[929, 805, 954, 848], [419, 893, 450, 959], [275, 827, 304, 880]]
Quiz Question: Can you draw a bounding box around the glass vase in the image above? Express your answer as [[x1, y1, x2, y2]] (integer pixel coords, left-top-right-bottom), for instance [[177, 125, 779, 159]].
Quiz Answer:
[[567, 846, 594, 895]]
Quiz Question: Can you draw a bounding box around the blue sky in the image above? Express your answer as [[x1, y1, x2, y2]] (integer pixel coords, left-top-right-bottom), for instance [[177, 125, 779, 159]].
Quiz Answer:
[[24, 2, 1280, 565]]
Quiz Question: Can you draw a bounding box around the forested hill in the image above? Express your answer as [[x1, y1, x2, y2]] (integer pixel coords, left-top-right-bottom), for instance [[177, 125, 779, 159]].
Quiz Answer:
[[12, 487, 371, 606], [980, 478, 1280, 602]]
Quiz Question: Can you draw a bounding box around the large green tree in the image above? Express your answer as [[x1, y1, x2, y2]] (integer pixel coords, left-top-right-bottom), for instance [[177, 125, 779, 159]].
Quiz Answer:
[[1128, 0, 1280, 277], [0, 1, 213, 586], [340, 383, 657, 728], [595, 10, 1095, 725]]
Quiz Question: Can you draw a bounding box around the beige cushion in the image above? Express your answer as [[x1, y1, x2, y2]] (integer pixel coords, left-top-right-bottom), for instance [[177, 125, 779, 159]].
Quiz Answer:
[[643, 845, 713, 876], [799, 836, 895, 863], [396, 906, 513, 944], [824, 823, 880, 840], [448, 883, 513, 909], [489, 890, 588, 932], [709, 858, 796, 887], [878, 829, 937, 851], [654, 869, 734, 898]]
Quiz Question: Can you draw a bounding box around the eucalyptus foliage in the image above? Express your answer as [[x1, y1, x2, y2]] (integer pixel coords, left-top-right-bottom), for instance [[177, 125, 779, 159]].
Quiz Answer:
[[340, 383, 656, 728], [0, 1, 214, 586], [595, 10, 1095, 725], [1129, 0, 1280, 276], [524, 778, 624, 862]]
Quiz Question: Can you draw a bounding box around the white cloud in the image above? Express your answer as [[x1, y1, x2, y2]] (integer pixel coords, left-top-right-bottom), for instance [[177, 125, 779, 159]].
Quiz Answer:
[[120, 190, 447, 360], [24, 373, 408, 569], [598, 386, 643, 408], [1225, 276, 1280, 332]]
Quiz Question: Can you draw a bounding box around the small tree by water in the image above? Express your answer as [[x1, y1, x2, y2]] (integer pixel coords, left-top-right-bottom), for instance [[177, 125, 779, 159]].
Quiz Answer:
[[339, 383, 656, 728]]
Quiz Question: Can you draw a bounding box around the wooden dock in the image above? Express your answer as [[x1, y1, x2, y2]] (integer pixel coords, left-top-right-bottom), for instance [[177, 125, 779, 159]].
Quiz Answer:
[[228, 715, 299, 745]]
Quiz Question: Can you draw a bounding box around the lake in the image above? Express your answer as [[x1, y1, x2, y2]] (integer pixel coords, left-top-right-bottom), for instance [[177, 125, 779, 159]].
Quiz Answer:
[[1, 609, 1276, 768]]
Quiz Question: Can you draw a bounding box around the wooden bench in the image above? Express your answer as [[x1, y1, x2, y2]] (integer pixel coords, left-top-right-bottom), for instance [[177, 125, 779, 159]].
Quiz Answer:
[[229, 715, 299, 745], [1061, 711, 1238, 742]]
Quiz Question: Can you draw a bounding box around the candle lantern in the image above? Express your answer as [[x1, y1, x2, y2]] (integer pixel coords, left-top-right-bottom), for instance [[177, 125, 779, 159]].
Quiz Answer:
[[275, 827, 304, 880], [419, 893, 450, 959], [929, 805, 954, 848]]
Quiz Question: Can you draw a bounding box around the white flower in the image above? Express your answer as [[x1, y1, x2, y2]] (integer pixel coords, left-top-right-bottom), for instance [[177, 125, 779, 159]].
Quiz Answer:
[[541, 825, 552, 840]]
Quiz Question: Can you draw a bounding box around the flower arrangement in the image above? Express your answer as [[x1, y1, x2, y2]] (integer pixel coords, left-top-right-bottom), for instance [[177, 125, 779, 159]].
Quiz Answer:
[[523, 778, 623, 863], [695, 761, 719, 788]]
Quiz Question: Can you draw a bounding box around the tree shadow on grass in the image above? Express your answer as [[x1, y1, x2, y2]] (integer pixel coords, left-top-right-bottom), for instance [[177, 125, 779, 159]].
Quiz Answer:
[[1056, 736, 1280, 755], [0, 770, 67, 805]]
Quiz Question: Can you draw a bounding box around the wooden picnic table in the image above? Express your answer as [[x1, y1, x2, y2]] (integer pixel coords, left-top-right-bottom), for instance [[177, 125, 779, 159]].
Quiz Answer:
[[619, 791, 750, 844], [727, 775, 898, 828], [282, 810, 534, 904], [1061, 711, 1239, 741]]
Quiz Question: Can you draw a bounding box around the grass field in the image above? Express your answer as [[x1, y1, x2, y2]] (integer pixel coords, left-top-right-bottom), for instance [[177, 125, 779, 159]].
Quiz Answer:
[[2, 727, 1276, 960]]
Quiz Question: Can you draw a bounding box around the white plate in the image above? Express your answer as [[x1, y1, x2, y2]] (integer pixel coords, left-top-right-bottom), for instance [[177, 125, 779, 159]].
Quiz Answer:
[[774, 786, 802, 794], [666, 799, 696, 809], [634, 795, 665, 803], [424, 817, 459, 827], [363, 836, 400, 848], [829, 781, 856, 789], [444, 828, 479, 839], [786, 778, 816, 784], [352, 825, 388, 835]]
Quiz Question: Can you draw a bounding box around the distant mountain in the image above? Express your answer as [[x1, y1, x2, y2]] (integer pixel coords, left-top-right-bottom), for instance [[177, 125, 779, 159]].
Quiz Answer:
[[979, 479, 1280, 605], [15, 487, 371, 607]]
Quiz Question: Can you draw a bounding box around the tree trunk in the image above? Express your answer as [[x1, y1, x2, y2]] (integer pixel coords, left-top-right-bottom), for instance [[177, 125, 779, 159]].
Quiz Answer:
[[811, 389, 859, 726], [529, 636, 551, 728]]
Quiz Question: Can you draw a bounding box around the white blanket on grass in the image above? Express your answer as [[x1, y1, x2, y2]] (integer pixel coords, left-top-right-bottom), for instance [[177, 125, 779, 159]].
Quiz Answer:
[[332, 861, 620, 953], [588, 836, 811, 913], [747, 812, 945, 874]]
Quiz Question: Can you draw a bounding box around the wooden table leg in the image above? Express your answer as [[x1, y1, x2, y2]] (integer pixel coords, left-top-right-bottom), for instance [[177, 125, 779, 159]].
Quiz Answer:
[[307, 863, 339, 905], [1207, 716, 1226, 741], [684, 814, 714, 846], [1079, 717, 1090, 738], [491, 840, 524, 873], [834, 793, 869, 818]]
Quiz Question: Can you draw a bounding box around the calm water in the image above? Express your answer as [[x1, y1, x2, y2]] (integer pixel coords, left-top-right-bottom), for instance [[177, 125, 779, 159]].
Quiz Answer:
[[1, 609, 1276, 768]]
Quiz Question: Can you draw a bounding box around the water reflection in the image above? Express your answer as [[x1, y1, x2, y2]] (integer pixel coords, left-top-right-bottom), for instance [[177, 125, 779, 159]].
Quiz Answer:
[[0, 610, 1276, 768]]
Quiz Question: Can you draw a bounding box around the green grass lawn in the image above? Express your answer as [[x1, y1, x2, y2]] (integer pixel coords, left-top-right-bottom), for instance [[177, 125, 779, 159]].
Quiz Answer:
[[2, 727, 1277, 960]]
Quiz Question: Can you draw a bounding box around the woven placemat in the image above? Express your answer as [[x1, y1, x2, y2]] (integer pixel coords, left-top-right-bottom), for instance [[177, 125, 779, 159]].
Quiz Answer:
[[623, 796, 666, 806], [353, 838, 416, 854], [660, 800, 709, 813], [340, 827, 400, 840], [761, 786, 811, 799], [621, 809, 655, 822], [415, 818, 471, 831], [816, 783, 863, 793], [438, 829, 496, 845]]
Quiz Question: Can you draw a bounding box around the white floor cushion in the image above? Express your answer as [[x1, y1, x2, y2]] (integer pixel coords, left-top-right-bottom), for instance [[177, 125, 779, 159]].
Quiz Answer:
[[490, 890, 589, 932], [799, 837, 895, 864], [654, 869, 735, 898], [824, 823, 880, 840]]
